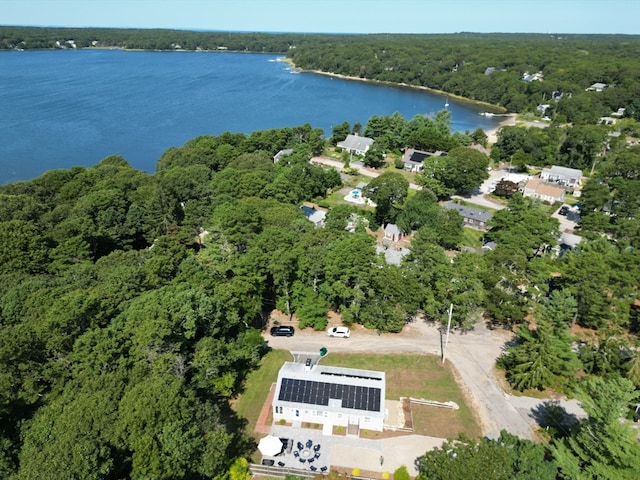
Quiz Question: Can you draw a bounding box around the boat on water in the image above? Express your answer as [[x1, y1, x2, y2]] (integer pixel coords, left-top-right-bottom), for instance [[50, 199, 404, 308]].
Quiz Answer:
[[479, 112, 494, 117]]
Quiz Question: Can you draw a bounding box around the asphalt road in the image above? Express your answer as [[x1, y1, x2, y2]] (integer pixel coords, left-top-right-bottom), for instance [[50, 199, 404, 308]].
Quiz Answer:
[[264, 320, 585, 440]]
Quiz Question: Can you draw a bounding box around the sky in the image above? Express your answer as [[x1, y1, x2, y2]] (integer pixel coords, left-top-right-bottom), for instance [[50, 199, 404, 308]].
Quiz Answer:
[[1, 0, 639, 35]]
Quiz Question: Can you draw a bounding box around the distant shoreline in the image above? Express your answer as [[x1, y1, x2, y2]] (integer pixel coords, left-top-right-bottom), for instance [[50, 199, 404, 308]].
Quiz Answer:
[[283, 57, 513, 143], [283, 57, 508, 114]]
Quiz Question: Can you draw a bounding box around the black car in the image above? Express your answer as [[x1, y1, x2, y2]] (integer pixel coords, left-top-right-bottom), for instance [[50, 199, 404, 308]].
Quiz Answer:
[[270, 326, 295, 337], [559, 205, 570, 216]]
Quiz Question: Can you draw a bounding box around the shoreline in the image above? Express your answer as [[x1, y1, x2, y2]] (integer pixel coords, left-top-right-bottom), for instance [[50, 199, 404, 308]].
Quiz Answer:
[[283, 57, 515, 143], [283, 57, 509, 113], [485, 114, 518, 144]]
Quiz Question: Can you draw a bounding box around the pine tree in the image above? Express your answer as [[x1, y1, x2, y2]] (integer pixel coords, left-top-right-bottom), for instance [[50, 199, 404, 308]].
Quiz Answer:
[[553, 376, 640, 479], [501, 290, 579, 391]]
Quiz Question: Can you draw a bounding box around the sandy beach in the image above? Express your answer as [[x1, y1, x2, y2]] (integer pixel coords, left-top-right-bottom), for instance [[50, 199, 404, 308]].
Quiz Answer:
[[485, 114, 517, 144]]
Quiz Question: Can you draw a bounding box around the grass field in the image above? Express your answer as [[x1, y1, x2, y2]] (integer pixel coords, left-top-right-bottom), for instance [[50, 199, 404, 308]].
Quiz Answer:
[[461, 227, 484, 250], [318, 352, 481, 439], [233, 349, 292, 435]]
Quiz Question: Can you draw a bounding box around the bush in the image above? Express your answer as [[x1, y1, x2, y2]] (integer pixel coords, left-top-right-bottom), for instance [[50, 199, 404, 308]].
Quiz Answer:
[[393, 465, 410, 480], [394, 158, 405, 169]]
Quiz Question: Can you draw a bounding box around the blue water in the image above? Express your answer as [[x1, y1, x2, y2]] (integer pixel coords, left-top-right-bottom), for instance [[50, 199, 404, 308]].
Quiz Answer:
[[0, 50, 500, 184]]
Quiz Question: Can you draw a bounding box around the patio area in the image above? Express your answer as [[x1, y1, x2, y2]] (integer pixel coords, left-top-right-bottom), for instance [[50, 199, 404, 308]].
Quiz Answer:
[[259, 433, 330, 473]]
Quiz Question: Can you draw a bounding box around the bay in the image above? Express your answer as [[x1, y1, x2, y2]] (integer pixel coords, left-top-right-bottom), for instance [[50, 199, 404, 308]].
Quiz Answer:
[[0, 50, 501, 184]]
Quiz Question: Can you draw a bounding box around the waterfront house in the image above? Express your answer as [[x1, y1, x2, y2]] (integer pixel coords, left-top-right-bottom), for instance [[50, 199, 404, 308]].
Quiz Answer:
[[337, 134, 374, 156], [274, 148, 294, 163]]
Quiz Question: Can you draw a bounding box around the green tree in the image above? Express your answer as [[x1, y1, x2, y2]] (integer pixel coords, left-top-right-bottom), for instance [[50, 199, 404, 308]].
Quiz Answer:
[[552, 376, 640, 480], [363, 172, 409, 225], [418, 430, 558, 480], [499, 289, 579, 391]]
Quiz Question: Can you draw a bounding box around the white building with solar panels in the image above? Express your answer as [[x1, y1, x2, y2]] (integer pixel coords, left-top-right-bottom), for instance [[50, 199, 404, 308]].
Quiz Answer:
[[273, 362, 386, 433]]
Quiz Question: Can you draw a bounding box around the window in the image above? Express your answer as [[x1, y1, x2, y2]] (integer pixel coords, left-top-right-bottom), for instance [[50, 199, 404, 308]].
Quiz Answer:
[[275, 406, 283, 414], [295, 410, 299, 417]]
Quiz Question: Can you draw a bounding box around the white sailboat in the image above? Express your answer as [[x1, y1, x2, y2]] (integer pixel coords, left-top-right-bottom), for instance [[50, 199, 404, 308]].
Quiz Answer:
[[444, 96, 449, 108]]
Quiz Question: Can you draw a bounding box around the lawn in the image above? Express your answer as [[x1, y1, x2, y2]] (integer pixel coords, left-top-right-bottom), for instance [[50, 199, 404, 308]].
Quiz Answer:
[[233, 349, 292, 435], [461, 227, 484, 250], [320, 352, 482, 439]]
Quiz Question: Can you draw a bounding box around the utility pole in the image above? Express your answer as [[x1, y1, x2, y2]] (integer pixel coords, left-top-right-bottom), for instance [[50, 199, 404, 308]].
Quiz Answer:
[[442, 304, 453, 363]]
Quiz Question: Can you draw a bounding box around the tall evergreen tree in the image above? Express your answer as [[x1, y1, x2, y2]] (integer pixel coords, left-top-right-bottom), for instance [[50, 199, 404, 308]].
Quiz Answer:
[[552, 376, 640, 480]]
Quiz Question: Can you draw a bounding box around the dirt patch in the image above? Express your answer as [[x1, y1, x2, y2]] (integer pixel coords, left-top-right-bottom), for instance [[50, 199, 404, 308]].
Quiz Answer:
[[402, 397, 413, 430], [411, 403, 472, 439], [360, 428, 411, 440]]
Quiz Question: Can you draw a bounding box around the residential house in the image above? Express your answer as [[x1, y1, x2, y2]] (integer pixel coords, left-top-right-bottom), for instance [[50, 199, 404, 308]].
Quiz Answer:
[[272, 361, 386, 433], [337, 134, 374, 156], [376, 245, 410, 266], [442, 201, 493, 230], [300, 205, 326, 227], [540, 166, 583, 188], [611, 107, 626, 118], [484, 67, 506, 75], [537, 104, 551, 115], [273, 148, 294, 163], [402, 148, 447, 172], [383, 223, 402, 242], [402, 148, 430, 172], [522, 71, 544, 82], [551, 91, 572, 102], [523, 178, 565, 204], [587, 82, 607, 92], [599, 116, 618, 126]]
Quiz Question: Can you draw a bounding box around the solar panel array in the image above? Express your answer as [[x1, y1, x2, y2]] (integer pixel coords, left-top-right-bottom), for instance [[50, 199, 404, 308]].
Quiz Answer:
[[278, 377, 381, 412]]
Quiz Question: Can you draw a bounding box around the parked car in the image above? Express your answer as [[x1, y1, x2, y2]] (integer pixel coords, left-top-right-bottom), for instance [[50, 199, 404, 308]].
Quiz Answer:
[[270, 326, 294, 337], [327, 326, 350, 338], [559, 205, 570, 216]]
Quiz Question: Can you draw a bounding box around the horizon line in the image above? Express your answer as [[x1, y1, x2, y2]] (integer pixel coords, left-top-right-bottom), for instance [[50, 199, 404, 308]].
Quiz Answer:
[[2, 24, 638, 37]]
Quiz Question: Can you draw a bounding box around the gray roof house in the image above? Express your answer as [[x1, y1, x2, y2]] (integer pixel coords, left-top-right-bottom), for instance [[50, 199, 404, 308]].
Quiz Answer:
[[337, 134, 374, 156], [522, 71, 543, 82], [273, 148, 294, 163], [540, 166, 583, 188], [442, 201, 493, 230], [587, 82, 607, 92], [272, 361, 386, 433], [300, 205, 327, 227]]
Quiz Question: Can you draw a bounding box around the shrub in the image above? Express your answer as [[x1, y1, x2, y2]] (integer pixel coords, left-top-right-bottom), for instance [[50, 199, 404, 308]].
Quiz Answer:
[[393, 465, 410, 480]]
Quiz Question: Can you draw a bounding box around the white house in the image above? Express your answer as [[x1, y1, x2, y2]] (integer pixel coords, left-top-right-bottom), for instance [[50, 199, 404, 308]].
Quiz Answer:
[[337, 134, 374, 156], [273, 148, 294, 163], [523, 178, 565, 204], [540, 166, 583, 188], [273, 362, 386, 433], [587, 82, 607, 92]]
